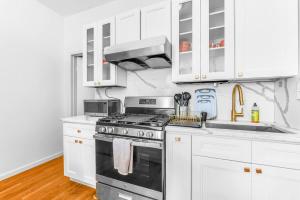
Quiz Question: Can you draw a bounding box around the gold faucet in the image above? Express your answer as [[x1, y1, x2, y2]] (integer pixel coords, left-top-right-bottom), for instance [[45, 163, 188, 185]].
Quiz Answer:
[[231, 84, 245, 122]]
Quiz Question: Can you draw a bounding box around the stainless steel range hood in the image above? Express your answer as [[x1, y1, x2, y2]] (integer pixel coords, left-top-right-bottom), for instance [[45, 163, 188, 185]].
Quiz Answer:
[[104, 36, 172, 71]]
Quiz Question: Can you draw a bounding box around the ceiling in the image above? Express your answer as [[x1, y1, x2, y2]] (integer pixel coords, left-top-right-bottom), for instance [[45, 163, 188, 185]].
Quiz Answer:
[[37, 0, 117, 16]]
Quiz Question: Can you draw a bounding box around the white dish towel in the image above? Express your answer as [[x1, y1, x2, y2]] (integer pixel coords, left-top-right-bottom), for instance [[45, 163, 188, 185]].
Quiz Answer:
[[113, 138, 133, 175]]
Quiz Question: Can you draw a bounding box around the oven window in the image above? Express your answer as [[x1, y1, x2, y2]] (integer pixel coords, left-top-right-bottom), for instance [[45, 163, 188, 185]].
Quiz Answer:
[[96, 140, 162, 192], [85, 102, 107, 114]]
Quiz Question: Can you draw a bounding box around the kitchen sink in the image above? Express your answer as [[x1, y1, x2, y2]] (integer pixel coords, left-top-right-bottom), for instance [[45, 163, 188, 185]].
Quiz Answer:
[[205, 122, 289, 134]]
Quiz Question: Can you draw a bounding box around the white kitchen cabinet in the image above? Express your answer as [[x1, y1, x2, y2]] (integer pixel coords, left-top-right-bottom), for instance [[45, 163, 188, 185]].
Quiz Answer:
[[116, 9, 141, 44], [63, 123, 96, 187], [252, 164, 300, 200], [192, 156, 251, 200], [80, 138, 96, 186], [166, 133, 191, 200], [172, 0, 235, 82], [83, 19, 126, 87], [64, 136, 96, 187], [200, 0, 235, 80], [83, 23, 98, 87], [172, 0, 201, 82], [98, 18, 127, 87], [235, 0, 298, 79], [64, 136, 82, 180], [141, 1, 171, 41]]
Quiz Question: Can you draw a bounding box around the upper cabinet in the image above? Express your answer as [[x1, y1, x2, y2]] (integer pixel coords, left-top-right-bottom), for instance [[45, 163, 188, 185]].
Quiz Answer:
[[83, 23, 98, 87], [200, 0, 235, 81], [116, 9, 141, 44], [235, 0, 299, 79], [83, 20, 127, 87], [99, 18, 127, 86], [172, 0, 201, 82], [141, 1, 171, 41], [172, 0, 234, 83], [83, 0, 299, 86]]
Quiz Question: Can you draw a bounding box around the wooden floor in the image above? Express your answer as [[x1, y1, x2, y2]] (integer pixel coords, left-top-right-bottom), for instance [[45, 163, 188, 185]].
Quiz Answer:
[[0, 157, 96, 200]]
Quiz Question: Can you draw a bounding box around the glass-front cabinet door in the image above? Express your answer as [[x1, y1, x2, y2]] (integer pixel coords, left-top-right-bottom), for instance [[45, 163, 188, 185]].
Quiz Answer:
[[83, 23, 98, 87], [172, 0, 201, 82], [98, 18, 120, 86], [83, 20, 126, 87], [200, 0, 234, 80]]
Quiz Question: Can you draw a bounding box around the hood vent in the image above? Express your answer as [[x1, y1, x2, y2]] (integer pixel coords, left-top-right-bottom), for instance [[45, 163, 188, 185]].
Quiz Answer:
[[104, 36, 172, 71]]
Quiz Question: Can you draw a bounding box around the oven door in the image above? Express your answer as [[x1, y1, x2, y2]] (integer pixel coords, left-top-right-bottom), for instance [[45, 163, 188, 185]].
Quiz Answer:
[[94, 134, 164, 200]]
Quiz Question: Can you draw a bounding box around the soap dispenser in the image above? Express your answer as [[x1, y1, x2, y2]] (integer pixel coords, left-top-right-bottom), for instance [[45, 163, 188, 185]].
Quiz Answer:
[[251, 103, 260, 123]]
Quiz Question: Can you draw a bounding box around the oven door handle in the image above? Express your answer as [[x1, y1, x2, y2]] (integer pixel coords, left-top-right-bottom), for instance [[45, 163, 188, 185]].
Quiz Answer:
[[118, 193, 133, 200], [94, 134, 163, 149]]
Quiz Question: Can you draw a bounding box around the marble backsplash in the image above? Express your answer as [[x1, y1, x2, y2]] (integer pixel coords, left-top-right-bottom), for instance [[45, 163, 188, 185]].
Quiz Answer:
[[95, 68, 276, 123], [275, 77, 300, 130]]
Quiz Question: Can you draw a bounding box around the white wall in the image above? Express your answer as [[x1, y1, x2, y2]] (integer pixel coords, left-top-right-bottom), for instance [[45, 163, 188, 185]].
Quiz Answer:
[[0, 0, 64, 179], [63, 0, 275, 123]]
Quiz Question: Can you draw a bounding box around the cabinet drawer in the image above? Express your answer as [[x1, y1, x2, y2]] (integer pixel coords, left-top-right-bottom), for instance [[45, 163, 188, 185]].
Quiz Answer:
[[253, 141, 300, 170], [97, 183, 153, 200], [192, 135, 251, 162], [63, 123, 95, 139]]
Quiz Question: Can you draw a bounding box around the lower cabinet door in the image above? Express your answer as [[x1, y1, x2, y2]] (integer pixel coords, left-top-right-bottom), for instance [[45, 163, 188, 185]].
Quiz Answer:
[[192, 157, 251, 200], [64, 136, 83, 180], [252, 164, 300, 200], [81, 139, 96, 186], [64, 136, 96, 186], [166, 133, 191, 200]]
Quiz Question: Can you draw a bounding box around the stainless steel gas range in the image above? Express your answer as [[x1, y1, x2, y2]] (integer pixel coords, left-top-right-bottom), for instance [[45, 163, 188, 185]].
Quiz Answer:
[[94, 96, 174, 200]]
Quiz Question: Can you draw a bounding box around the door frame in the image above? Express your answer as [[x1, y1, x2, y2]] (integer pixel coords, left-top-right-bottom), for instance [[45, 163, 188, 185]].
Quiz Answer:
[[71, 52, 83, 116]]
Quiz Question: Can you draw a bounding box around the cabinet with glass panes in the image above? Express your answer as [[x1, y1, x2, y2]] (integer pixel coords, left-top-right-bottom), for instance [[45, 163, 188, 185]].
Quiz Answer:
[[172, 0, 201, 82], [201, 0, 234, 80], [83, 19, 126, 87], [172, 0, 234, 82]]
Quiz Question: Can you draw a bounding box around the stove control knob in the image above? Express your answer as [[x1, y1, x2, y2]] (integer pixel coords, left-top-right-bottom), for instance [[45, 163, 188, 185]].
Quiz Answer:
[[146, 132, 154, 138], [107, 127, 114, 134], [138, 131, 145, 137], [100, 127, 107, 133], [122, 129, 128, 135]]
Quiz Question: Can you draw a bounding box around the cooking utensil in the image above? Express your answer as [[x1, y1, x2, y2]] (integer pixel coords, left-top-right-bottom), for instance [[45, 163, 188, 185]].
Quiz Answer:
[[182, 92, 191, 106], [174, 93, 182, 105]]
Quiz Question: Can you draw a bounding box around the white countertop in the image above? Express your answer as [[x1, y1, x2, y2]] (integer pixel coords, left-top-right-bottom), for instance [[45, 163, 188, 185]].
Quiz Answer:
[[61, 115, 101, 125], [166, 120, 300, 144]]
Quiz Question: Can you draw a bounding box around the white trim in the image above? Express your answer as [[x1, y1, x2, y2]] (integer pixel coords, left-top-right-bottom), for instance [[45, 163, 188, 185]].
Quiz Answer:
[[0, 152, 63, 181], [70, 178, 96, 189]]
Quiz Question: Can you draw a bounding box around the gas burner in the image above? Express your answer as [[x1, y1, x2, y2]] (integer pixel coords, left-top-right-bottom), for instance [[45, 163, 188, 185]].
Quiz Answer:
[[96, 96, 175, 140]]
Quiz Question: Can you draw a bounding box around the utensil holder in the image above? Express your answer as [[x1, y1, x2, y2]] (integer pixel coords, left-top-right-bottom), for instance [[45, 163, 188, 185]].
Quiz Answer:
[[180, 106, 188, 117]]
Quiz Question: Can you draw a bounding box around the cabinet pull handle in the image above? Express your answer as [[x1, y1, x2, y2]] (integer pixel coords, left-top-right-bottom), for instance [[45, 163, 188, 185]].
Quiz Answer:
[[175, 137, 181, 142], [75, 140, 78, 143], [256, 168, 262, 174], [244, 167, 251, 173], [194, 74, 200, 80], [238, 72, 244, 78], [202, 74, 207, 79], [77, 129, 81, 133], [79, 140, 83, 144]]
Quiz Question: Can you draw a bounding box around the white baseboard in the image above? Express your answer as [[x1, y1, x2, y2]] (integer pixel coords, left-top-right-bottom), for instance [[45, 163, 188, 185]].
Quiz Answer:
[[70, 178, 96, 189], [0, 152, 63, 181]]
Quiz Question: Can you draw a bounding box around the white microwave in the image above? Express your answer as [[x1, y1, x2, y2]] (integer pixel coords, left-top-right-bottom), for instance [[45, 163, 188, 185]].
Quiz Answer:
[[84, 99, 121, 117]]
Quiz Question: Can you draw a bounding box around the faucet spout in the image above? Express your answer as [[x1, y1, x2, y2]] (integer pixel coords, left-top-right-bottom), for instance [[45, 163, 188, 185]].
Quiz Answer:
[[231, 84, 245, 122]]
